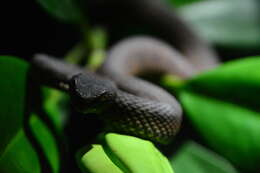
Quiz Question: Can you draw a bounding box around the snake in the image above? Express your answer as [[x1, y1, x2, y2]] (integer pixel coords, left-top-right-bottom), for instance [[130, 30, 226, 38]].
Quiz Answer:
[[31, 36, 218, 144], [32, 43, 182, 144], [31, 0, 219, 144]]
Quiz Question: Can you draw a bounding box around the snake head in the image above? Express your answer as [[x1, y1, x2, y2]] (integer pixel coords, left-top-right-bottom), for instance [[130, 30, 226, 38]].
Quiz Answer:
[[69, 73, 117, 113]]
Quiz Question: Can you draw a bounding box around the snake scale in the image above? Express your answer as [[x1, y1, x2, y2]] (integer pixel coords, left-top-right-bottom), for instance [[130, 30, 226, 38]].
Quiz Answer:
[[31, 1, 219, 144]]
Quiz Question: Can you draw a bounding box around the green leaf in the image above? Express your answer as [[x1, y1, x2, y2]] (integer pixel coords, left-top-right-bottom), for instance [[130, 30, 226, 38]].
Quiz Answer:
[[35, 0, 84, 23], [179, 0, 260, 48], [0, 128, 41, 173], [0, 115, 60, 173], [30, 114, 60, 173], [0, 56, 59, 173], [42, 87, 69, 131], [184, 56, 260, 110], [171, 141, 238, 173], [0, 56, 28, 155], [166, 57, 260, 172], [79, 133, 174, 173], [103, 133, 174, 173], [88, 27, 107, 71], [80, 144, 123, 173], [166, 0, 204, 7], [0, 56, 40, 173]]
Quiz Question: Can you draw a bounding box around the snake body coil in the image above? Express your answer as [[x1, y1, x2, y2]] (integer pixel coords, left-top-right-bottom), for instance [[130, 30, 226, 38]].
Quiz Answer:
[[71, 73, 182, 144], [30, 0, 221, 144], [32, 40, 184, 144], [31, 33, 219, 144]]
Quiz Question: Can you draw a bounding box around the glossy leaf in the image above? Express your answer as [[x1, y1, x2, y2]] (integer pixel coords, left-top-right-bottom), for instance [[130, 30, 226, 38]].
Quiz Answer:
[[79, 133, 174, 173], [183, 56, 260, 110], [171, 141, 238, 173], [35, 0, 84, 23], [179, 0, 260, 48], [80, 144, 123, 173], [166, 57, 260, 172], [0, 56, 59, 173], [103, 133, 174, 173]]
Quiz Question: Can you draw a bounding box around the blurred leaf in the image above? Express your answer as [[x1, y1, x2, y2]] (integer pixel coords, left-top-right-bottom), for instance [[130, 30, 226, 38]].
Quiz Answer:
[[179, 91, 260, 172], [88, 28, 107, 70], [64, 43, 86, 64], [171, 141, 238, 173], [166, 0, 204, 7], [89, 28, 107, 50], [0, 56, 59, 173], [0, 115, 60, 173], [0, 128, 41, 173], [179, 0, 260, 48], [35, 0, 84, 23], [162, 57, 260, 172], [0, 56, 28, 155], [42, 87, 69, 131], [103, 133, 174, 173], [0, 56, 40, 173], [30, 114, 60, 173]]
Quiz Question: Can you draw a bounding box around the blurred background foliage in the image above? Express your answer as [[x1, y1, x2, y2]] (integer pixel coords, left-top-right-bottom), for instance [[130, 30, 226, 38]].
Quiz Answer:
[[1, 0, 260, 172]]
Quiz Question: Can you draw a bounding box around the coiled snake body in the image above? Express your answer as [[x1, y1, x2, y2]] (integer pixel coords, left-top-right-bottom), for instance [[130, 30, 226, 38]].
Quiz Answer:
[[32, 36, 218, 144]]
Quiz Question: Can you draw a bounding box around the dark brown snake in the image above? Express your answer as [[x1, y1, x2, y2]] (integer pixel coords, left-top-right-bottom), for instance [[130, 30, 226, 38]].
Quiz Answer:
[[32, 36, 217, 144], [31, 1, 219, 144]]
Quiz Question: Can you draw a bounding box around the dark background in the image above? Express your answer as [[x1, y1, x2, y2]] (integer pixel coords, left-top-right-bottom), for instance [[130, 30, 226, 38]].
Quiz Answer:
[[0, 0, 80, 60], [1, 0, 260, 62]]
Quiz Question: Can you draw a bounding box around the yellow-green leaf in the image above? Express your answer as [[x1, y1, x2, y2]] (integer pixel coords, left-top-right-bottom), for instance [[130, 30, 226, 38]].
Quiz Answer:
[[103, 133, 174, 173], [80, 144, 123, 173]]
